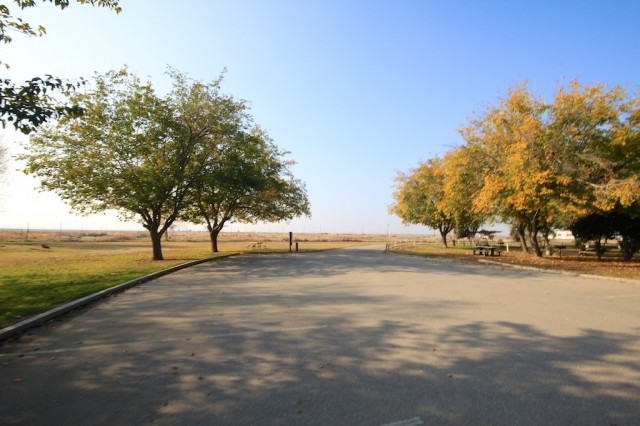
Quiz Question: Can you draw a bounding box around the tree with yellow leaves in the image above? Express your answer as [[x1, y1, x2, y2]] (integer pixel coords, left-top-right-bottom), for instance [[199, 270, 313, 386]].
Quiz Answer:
[[459, 80, 639, 257], [389, 157, 455, 247], [439, 144, 488, 242], [460, 83, 564, 256], [548, 81, 640, 212], [395, 79, 639, 258]]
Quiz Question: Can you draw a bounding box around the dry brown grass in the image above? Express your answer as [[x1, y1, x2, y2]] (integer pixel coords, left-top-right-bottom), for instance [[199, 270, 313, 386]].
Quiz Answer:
[[391, 244, 640, 281], [0, 228, 400, 244]]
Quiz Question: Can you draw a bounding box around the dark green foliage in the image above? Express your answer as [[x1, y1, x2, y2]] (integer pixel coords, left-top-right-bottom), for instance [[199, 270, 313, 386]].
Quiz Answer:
[[0, 76, 84, 133], [569, 214, 615, 260], [610, 209, 640, 261], [570, 205, 640, 261]]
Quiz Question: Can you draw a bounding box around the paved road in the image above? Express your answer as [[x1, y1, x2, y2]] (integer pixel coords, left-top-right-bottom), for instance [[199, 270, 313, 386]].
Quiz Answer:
[[1, 246, 639, 425]]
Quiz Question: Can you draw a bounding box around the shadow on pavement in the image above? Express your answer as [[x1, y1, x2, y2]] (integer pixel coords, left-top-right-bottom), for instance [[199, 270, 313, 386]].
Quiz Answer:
[[1, 247, 638, 425]]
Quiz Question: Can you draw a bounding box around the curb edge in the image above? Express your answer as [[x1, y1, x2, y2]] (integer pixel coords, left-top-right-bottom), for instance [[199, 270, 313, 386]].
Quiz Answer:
[[478, 259, 640, 284], [0, 253, 236, 342]]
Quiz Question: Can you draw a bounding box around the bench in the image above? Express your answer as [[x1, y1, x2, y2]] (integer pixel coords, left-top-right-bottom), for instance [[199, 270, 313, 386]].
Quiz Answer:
[[578, 248, 598, 256], [473, 246, 501, 256]]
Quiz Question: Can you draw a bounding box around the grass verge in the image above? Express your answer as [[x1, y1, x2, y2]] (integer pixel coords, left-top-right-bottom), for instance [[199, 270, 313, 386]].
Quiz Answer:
[[0, 241, 213, 327]]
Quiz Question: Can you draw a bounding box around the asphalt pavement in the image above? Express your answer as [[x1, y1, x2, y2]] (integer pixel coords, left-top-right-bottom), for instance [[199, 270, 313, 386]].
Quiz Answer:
[[1, 246, 639, 425]]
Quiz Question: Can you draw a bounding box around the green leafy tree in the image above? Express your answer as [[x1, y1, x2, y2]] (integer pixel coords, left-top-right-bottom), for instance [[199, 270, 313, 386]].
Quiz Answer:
[[167, 68, 309, 252], [184, 128, 311, 252], [570, 205, 640, 261], [0, 0, 121, 133], [21, 68, 211, 260], [440, 145, 487, 243], [612, 210, 640, 261], [390, 157, 455, 247], [569, 213, 615, 260]]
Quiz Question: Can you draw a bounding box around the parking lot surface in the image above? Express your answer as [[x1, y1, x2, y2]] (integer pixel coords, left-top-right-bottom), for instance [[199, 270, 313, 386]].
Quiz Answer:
[[1, 246, 639, 425]]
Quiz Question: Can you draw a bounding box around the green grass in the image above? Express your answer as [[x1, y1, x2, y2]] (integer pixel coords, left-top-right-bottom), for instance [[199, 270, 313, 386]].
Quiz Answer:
[[0, 241, 222, 327]]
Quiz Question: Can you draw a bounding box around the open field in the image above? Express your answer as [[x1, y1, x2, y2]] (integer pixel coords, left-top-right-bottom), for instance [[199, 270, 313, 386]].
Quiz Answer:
[[0, 228, 398, 244], [0, 229, 387, 327], [3, 229, 638, 329], [389, 243, 640, 281]]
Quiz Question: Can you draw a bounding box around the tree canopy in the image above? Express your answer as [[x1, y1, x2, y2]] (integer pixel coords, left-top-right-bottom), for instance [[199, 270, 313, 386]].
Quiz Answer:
[[392, 80, 640, 259], [22, 67, 310, 260], [184, 127, 310, 252], [390, 157, 455, 247], [23, 68, 193, 259], [439, 145, 488, 242]]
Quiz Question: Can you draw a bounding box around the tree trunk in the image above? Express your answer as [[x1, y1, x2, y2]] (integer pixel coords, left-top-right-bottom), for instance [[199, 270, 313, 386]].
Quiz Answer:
[[529, 218, 543, 257], [529, 234, 543, 257], [438, 220, 454, 248], [619, 237, 638, 261], [543, 233, 553, 256], [209, 228, 221, 253], [518, 228, 530, 253], [593, 239, 603, 261], [440, 231, 448, 248], [149, 229, 164, 261]]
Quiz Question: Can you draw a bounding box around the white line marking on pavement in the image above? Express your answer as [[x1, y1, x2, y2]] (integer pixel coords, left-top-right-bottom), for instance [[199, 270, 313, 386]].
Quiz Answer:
[[604, 294, 637, 299], [1, 325, 328, 357], [380, 416, 424, 426]]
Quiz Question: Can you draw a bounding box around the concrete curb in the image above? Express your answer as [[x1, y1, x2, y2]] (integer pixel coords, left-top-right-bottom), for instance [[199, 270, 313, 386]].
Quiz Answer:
[[478, 259, 640, 284], [0, 254, 237, 342], [385, 250, 639, 285]]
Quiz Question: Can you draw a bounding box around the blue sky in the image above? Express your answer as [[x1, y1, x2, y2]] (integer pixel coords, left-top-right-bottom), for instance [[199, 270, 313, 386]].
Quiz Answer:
[[1, 0, 639, 234]]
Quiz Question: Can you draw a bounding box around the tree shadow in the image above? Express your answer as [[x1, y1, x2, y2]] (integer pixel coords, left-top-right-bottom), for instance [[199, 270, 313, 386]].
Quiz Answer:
[[188, 246, 538, 282], [1, 248, 638, 425]]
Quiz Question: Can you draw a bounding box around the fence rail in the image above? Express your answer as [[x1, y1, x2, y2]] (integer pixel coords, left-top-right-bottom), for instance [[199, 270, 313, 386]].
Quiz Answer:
[[385, 239, 511, 251], [385, 240, 436, 251]]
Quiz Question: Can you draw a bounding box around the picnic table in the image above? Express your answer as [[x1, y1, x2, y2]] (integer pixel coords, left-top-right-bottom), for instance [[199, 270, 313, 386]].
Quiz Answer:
[[473, 246, 501, 256], [578, 247, 597, 256]]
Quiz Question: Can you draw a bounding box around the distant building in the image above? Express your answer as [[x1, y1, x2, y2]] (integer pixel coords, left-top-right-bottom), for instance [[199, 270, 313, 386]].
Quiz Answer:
[[553, 230, 575, 240]]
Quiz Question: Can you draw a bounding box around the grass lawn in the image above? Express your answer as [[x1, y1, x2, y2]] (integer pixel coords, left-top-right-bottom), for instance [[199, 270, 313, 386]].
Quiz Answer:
[[0, 241, 212, 327], [0, 238, 368, 328]]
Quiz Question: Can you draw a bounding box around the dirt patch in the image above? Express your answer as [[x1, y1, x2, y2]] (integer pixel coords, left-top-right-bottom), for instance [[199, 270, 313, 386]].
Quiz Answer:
[[392, 246, 640, 281]]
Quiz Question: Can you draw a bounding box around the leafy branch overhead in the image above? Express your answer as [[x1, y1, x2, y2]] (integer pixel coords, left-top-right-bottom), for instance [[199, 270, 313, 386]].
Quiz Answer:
[[0, 0, 120, 45], [0, 76, 85, 133], [0, 0, 121, 133]]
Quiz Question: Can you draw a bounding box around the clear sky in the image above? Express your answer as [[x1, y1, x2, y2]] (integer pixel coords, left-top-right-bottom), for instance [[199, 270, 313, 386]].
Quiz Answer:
[[1, 0, 639, 234]]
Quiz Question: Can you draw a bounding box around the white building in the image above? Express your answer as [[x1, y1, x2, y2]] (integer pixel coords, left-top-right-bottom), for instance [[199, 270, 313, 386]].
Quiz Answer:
[[553, 230, 575, 240]]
